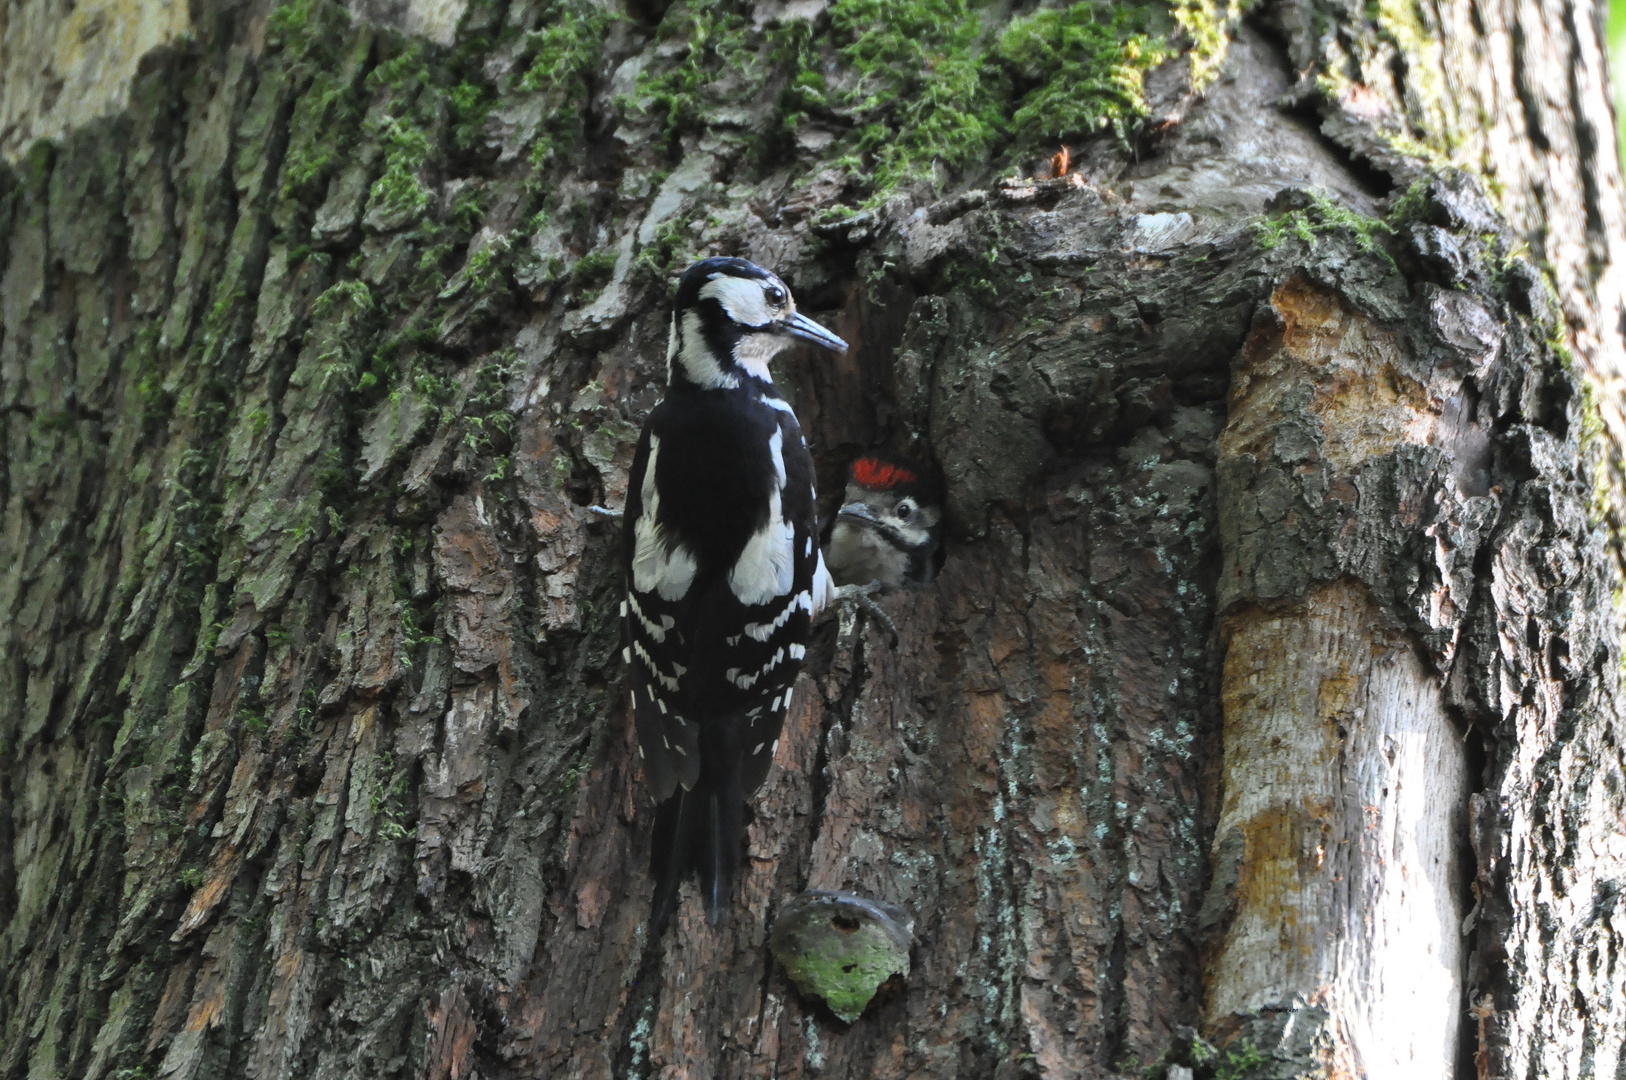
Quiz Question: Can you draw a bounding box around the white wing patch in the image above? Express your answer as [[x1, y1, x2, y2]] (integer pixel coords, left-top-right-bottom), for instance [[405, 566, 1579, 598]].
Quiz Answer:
[[728, 425, 797, 606], [730, 487, 795, 606], [632, 434, 699, 601]]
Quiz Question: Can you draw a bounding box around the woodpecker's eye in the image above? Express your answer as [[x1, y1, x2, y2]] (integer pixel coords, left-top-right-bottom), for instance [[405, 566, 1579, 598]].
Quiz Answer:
[[896, 499, 915, 521], [765, 284, 787, 307]]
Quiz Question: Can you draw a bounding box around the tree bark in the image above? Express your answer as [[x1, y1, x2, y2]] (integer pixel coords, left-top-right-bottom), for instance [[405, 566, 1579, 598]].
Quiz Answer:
[[2, 0, 1624, 1078]]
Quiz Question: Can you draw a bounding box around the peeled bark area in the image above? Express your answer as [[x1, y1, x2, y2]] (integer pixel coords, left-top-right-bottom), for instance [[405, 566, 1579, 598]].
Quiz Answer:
[[2, 0, 1626, 1078], [1209, 582, 1466, 1077]]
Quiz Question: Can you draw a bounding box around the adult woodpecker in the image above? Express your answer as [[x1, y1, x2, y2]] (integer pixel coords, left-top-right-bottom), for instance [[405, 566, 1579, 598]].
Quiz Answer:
[[825, 453, 945, 589], [622, 256, 845, 930]]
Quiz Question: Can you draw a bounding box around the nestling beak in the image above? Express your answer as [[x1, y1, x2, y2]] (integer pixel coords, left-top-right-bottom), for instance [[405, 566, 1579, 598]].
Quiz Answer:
[[836, 502, 877, 525], [781, 312, 847, 353]]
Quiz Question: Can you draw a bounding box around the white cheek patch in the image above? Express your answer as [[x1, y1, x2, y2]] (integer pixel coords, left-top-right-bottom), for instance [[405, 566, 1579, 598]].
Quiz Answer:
[[631, 435, 699, 600], [678, 310, 739, 390], [701, 274, 778, 326], [729, 488, 796, 605]]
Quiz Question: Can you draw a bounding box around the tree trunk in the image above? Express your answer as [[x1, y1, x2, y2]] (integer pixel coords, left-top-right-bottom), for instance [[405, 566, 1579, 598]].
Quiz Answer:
[[2, 0, 1624, 1077]]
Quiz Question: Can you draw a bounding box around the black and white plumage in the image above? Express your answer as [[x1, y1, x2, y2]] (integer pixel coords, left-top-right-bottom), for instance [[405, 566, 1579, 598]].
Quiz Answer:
[[621, 256, 846, 929]]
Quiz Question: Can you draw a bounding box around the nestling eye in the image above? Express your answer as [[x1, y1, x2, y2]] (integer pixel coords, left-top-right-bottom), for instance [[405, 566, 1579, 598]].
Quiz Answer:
[[896, 499, 915, 522], [765, 284, 787, 307]]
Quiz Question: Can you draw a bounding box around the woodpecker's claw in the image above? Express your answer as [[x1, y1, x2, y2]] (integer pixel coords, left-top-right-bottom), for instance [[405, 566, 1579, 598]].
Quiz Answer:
[[823, 580, 899, 646], [588, 505, 624, 519]]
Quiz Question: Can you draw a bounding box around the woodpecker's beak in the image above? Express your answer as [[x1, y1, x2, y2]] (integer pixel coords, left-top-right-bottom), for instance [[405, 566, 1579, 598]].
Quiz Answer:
[[836, 502, 877, 525], [781, 312, 847, 353]]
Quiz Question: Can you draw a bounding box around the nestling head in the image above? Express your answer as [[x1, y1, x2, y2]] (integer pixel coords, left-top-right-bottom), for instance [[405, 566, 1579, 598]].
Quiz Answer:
[[827, 453, 945, 588], [667, 257, 846, 390]]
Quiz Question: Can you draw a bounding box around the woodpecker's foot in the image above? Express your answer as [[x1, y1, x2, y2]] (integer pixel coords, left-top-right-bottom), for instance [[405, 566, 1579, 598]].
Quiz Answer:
[[588, 505, 624, 519], [823, 581, 899, 646]]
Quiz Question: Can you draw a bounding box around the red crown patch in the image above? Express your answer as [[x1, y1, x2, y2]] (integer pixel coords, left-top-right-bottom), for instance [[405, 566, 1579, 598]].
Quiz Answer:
[[851, 457, 917, 489]]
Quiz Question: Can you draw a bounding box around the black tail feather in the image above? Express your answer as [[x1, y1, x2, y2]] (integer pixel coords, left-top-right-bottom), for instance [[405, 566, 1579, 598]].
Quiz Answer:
[[650, 789, 689, 932], [649, 729, 745, 932], [700, 781, 742, 926]]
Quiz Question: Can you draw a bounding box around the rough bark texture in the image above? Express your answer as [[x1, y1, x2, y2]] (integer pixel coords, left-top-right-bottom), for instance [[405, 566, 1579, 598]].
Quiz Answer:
[[2, 0, 1625, 1078]]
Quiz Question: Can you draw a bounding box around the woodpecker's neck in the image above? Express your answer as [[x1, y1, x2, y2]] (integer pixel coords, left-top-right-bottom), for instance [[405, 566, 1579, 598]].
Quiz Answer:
[[666, 310, 784, 394]]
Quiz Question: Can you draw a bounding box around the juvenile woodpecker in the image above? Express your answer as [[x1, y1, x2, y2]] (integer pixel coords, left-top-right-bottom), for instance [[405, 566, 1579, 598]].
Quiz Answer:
[[825, 453, 945, 589], [622, 256, 845, 929]]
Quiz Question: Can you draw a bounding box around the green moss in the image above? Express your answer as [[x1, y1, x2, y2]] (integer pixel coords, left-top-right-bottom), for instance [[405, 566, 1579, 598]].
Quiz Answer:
[[1385, 175, 1432, 225], [830, 0, 1001, 198], [369, 116, 435, 223], [766, 20, 825, 145], [785, 0, 1181, 203], [779, 934, 905, 1022], [770, 894, 913, 1025], [270, 0, 365, 202], [462, 239, 511, 296], [280, 73, 357, 197], [1213, 1040, 1268, 1080], [632, 220, 691, 291], [996, 3, 1170, 146], [1171, 0, 1246, 89], [571, 248, 617, 301], [518, 2, 606, 95], [1252, 188, 1396, 264], [632, 0, 754, 146], [519, 0, 609, 168], [200, 286, 248, 354], [461, 352, 520, 461], [266, 0, 348, 58], [311, 279, 374, 321], [449, 81, 493, 152], [556, 746, 590, 799]]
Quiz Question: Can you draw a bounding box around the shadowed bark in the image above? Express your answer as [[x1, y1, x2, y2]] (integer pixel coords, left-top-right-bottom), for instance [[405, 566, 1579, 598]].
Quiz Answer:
[[2, 0, 1625, 1077]]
